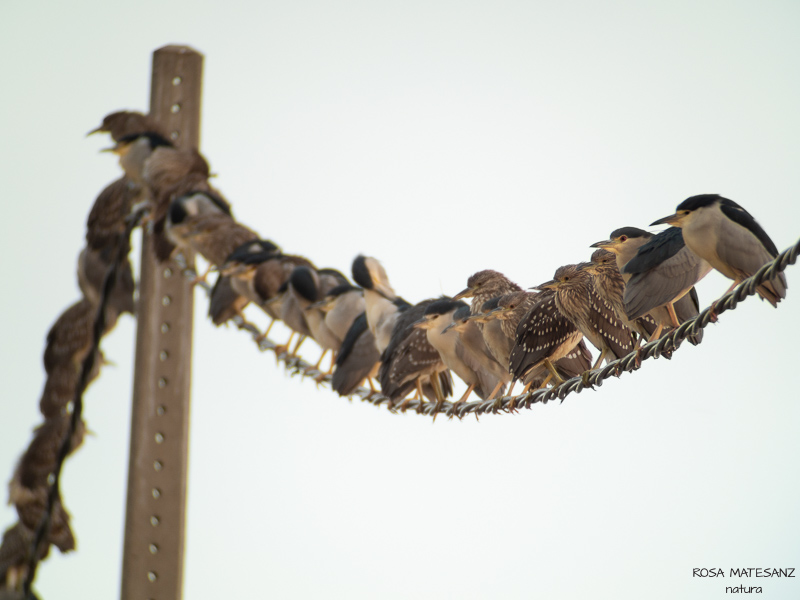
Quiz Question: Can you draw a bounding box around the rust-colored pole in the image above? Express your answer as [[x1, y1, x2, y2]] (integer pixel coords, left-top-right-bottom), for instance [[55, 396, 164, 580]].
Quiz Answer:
[[121, 45, 203, 600]]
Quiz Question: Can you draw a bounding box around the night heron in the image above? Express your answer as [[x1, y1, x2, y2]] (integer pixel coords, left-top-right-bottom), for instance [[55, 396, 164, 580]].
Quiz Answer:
[[379, 298, 454, 410], [289, 266, 349, 371], [651, 194, 787, 307], [88, 110, 164, 141], [414, 298, 506, 407], [331, 312, 381, 397], [351, 255, 411, 354], [312, 283, 366, 342], [77, 247, 135, 319], [535, 263, 636, 369], [85, 176, 141, 251], [484, 290, 593, 393], [165, 191, 257, 282], [591, 227, 705, 342], [221, 243, 314, 339], [579, 249, 658, 342]]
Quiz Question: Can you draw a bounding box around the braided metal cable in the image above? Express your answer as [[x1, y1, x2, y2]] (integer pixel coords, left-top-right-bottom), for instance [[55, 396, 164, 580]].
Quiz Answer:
[[22, 213, 143, 599], [181, 237, 798, 420]]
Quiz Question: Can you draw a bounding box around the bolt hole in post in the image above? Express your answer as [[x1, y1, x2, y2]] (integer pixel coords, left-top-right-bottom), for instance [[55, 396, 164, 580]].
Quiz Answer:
[[170, 103, 181, 114], [154, 433, 164, 444], [147, 571, 158, 583], [170, 131, 180, 141], [172, 76, 181, 86]]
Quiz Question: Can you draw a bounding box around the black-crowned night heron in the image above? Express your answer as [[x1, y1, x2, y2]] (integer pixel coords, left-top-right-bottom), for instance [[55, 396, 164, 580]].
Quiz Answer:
[[331, 312, 381, 397], [379, 298, 454, 410], [42, 300, 108, 402], [535, 263, 636, 369], [651, 194, 787, 307], [579, 249, 658, 342], [488, 290, 592, 392], [308, 283, 378, 393], [77, 247, 135, 319], [351, 255, 411, 354], [591, 227, 705, 342], [208, 274, 250, 326], [289, 266, 349, 371], [221, 244, 314, 339], [85, 176, 141, 251], [453, 269, 523, 316], [165, 192, 257, 283], [414, 298, 506, 407], [313, 284, 366, 340], [88, 110, 165, 141]]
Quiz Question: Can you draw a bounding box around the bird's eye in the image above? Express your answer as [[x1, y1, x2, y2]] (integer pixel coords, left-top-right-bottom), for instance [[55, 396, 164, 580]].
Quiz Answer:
[[620, 235, 627, 242], [563, 276, 570, 281]]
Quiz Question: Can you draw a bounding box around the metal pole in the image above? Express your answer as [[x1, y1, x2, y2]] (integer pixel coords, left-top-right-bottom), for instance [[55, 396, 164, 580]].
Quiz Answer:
[[121, 45, 203, 600]]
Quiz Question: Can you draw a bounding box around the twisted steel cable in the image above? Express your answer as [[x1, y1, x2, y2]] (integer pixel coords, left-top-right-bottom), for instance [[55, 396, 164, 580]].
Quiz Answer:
[[21, 213, 143, 599]]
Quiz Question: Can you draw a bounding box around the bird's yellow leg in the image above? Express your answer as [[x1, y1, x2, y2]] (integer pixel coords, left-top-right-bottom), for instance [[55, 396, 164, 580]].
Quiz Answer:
[[290, 335, 306, 357], [666, 303, 680, 328], [543, 359, 564, 385], [591, 348, 607, 370], [274, 332, 295, 357]]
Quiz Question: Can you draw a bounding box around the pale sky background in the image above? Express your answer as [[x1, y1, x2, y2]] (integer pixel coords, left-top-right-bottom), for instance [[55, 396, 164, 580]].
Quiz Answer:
[[1, 1, 800, 599]]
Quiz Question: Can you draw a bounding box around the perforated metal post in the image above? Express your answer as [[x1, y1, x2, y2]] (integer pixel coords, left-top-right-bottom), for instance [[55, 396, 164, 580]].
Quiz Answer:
[[121, 45, 203, 600]]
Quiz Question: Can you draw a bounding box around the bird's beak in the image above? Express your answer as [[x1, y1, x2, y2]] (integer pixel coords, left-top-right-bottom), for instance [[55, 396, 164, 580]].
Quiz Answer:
[[651, 213, 680, 226], [441, 322, 457, 334], [532, 279, 556, 291], [452, 287, 472, 300], [307, 299, 331, 311], [412, 318, 429, 330], [590, 239, 613, 249], [86, 125, 104, 137]]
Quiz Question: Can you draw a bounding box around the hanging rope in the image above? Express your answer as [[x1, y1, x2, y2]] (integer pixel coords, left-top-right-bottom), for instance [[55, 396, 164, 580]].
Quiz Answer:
[[179, 237, 798, 420]]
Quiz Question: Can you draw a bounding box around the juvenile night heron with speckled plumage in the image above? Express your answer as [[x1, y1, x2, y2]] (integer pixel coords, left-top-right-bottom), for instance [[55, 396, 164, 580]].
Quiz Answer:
[[379, 298, 454, 411], [579, 249, 659, 343], [414, 298, 506, 408], [651, 194, 787, 307], [535, 263, 636, 369], [485, 290, 592, 393], [591, 227, 706, 343]]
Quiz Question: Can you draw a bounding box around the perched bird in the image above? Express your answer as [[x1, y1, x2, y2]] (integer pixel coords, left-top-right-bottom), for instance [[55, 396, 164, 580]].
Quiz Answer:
[[579, 249, 658, 342], [222, 244, 315, 341], [289, 266, 349, 370], [208, 239, 281, 326], [508, 288, 590, 388], [651, 194, 787, 306], [208, 274, 250, 326], [591, 227, 705, 342], [379, 298, 454, 410], [453, 270, 524, 391], [313, 283, 367, 342], [535, 264, 636, 368], [77, 247, 136, 320], [85, 176, 141, 250], [43, 299, 102, 377], [453, 269, 523, 318], [165, 192, 257, 281], [351, 256, 410, 354], [414, 298, 506, 406], [331, 312, 381, 396]]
